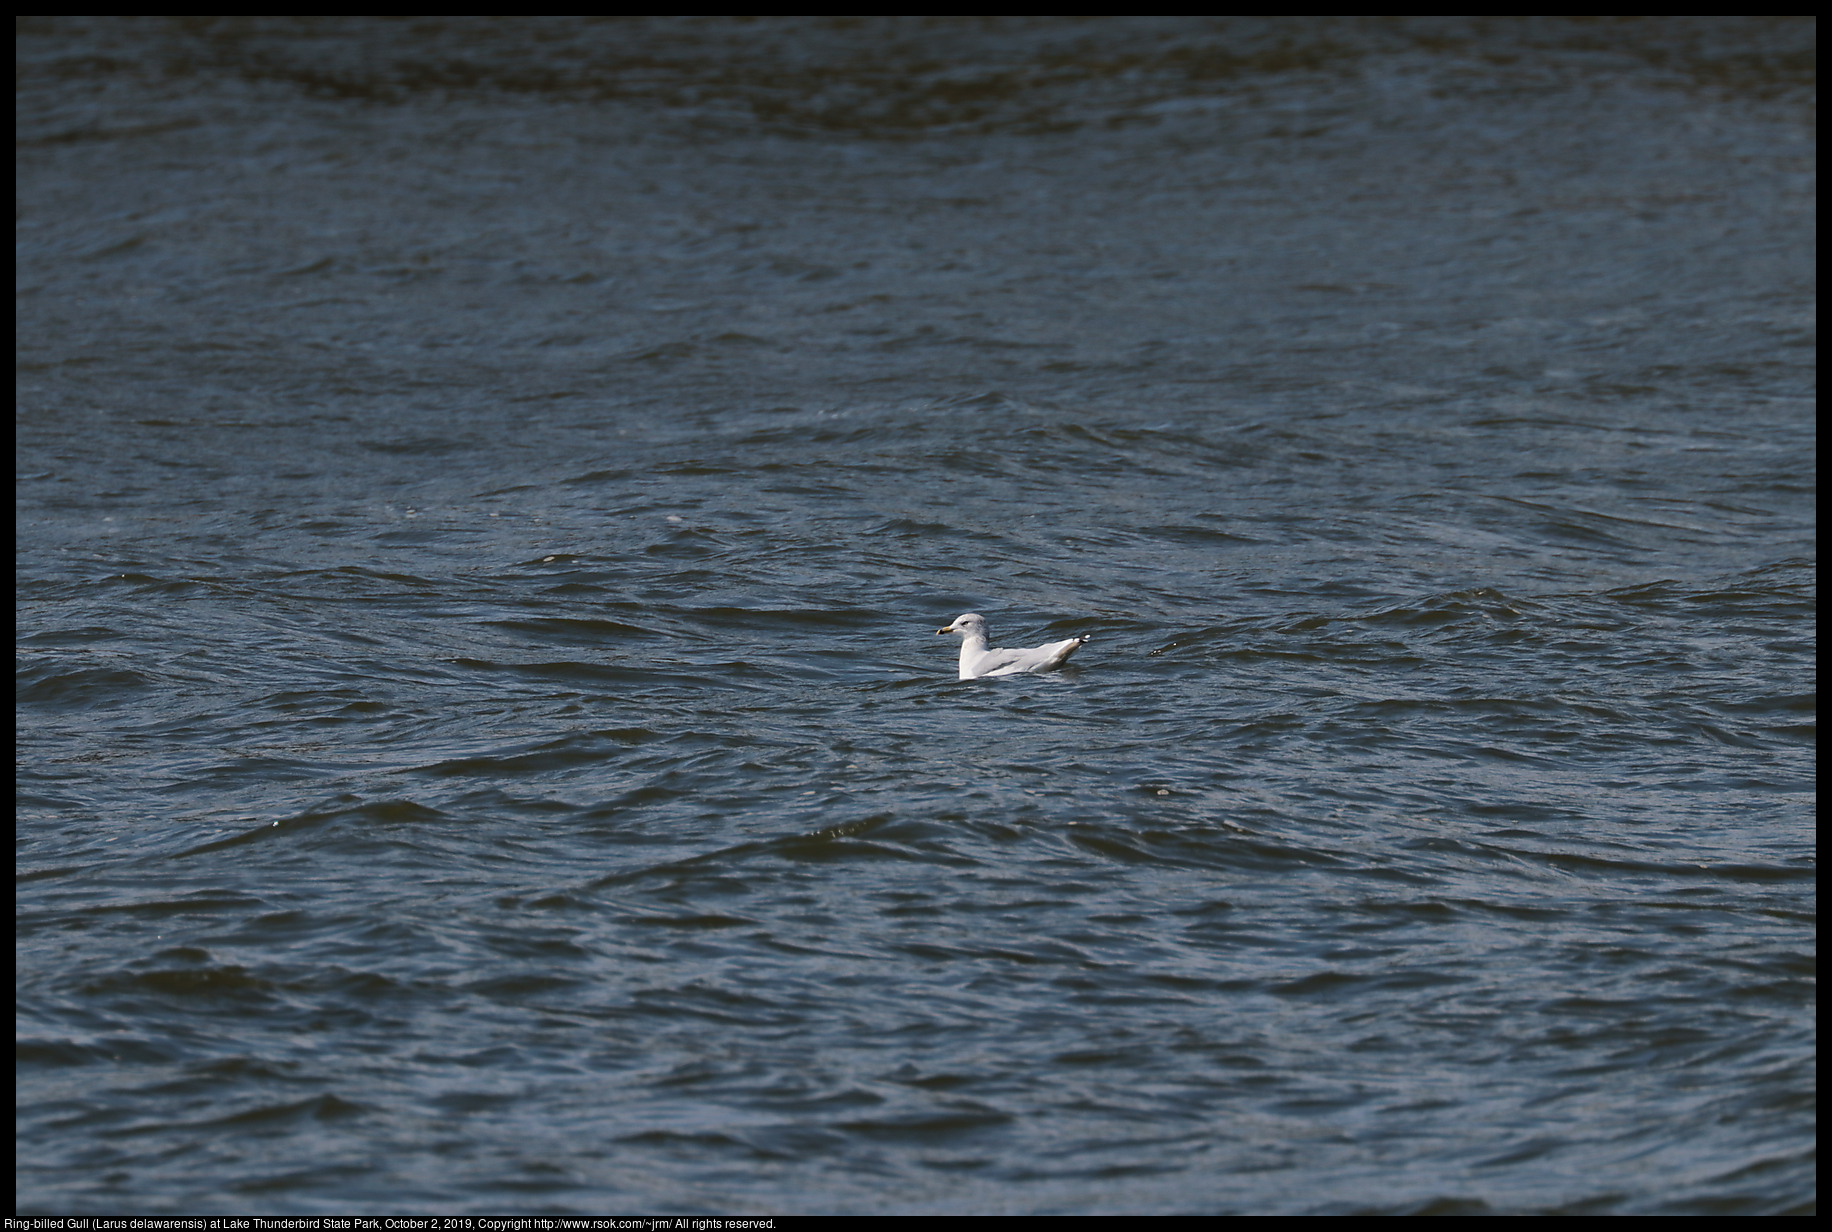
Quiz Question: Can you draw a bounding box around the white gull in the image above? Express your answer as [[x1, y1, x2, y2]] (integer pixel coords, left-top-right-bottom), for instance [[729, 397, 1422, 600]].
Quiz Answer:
[[937, 612, 1089, 680]]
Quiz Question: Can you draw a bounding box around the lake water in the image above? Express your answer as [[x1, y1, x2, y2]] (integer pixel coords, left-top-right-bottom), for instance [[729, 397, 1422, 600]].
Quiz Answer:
[[16, 17, 1816, 1215]]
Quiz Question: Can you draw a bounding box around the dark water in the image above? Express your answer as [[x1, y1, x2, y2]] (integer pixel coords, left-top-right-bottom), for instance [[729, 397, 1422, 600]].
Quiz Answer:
[[16, 18, 1816, 1215]]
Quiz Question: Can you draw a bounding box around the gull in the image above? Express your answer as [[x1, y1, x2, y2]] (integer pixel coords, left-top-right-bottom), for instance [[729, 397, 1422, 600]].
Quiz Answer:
[[937, 612, 1089, 680]]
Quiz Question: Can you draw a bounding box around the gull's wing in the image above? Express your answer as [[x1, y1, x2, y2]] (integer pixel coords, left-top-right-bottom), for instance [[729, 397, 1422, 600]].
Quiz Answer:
[[964, 645, 1033, 678], [983, 636, 1087, 677]]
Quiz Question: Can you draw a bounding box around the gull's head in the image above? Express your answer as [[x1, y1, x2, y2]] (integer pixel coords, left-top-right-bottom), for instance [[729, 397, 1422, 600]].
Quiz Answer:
[[938, 612, 987, 638]]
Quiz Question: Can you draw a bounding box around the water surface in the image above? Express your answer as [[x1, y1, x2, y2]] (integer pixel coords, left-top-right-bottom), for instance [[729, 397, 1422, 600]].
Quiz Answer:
[[16, 17, 1816, 1215]]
